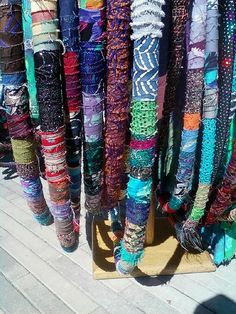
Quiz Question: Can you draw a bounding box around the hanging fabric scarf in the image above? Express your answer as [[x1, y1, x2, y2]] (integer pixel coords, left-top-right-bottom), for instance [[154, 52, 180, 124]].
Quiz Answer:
[[176, 0, 219, 252], [103, 0, 131, 212], [58, 0, 81, 231], [0, 0, 52, 225], [80, 0, 106, 214], [212, 0, 235, 182], [206, 142, 236, 225], [103, 0, 131, 252], [30, 0, 78, 252], [115, 0, 166, 275], [166, 0, 207, 213], [216, 6, 236, 181], [158, 0, 191, 187]]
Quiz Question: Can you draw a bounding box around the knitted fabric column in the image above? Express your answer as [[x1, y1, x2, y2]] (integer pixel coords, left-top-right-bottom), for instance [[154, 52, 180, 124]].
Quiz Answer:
[[116, 0, 165, 275], [166, 0, 207, 213], [0, 1, 51, 225], [212, 0, 236, 182], [103, 0, 131, 211], [30, 0, 78, 251], [79, 0, 106, 214], [176, 0, 219, 251], [59, 0, 81, 230]]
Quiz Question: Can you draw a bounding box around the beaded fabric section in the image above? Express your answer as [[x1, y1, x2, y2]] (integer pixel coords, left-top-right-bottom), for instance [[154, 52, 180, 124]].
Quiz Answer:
[[212, 0, 236, 182]]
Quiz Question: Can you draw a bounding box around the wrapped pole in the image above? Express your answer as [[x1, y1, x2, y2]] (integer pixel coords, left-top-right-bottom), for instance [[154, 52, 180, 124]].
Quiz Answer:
[[177, 0, 219, 252], [116, 0, 165, 275], [79, 0, 106, 214], [30, 0, 78, 251], [0, 0, 52, 225], [59, 0, 81, 230], [166, 0, 207, 213]]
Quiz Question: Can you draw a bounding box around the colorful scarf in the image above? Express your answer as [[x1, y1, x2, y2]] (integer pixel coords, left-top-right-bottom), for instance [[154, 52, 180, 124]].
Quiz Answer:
[[167, 0, 207, 212], [59, 0, 81, 231], [116, 0, 165, 275], [0, 1, 52, 226], [158, 0, 191, 185], [80, 0, 105, 214], [180, 0, 219, 249], [212, 0, 236, 182], [30, 0, 78, 252], [103, 0, 131, 212]]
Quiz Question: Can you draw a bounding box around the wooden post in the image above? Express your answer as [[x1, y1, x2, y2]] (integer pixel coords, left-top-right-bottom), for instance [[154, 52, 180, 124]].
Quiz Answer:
[[145, 192, 155, 245]]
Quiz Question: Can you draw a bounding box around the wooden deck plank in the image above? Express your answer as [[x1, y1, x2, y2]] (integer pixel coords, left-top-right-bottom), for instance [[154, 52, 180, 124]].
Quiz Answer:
[[0, 247, 75, 314], [130, 276, 213, 314], [92, 219, 215, 279], [0, 227, 98, 314], [0, 194, 134, 294], [90, 307, 110, 314], [0, 273, 40, 314], [158, 274, 232, 313], [119, 283, 181, 314], [0, 247, 29, 281], [213, 264, 236, 284], [13, 273, 76, 314], [184, 272, 236, 301]]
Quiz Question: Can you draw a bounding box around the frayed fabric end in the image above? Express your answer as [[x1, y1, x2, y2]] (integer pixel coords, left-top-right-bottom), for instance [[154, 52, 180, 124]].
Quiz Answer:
[[120, 240, 144, 266]]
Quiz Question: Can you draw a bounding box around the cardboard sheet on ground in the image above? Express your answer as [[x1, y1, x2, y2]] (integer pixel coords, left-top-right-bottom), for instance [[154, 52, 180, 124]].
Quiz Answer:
[[92, 218, 216, 279]]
